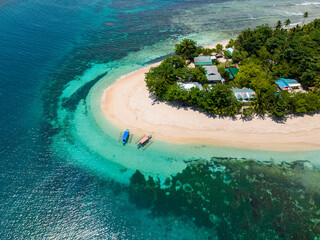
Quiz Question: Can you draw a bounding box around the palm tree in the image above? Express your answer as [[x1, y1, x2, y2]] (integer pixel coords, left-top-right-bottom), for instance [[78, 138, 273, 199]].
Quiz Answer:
[[285, 19, 291, 27], [303, 12, 308, 25], [175, 39, 198, 61], [215, 44, 223, 54], [275, 20, 282, 30]]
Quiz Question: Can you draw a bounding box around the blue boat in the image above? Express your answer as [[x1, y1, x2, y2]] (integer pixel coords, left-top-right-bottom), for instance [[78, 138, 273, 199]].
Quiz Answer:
[[122, 129, 130, 143]]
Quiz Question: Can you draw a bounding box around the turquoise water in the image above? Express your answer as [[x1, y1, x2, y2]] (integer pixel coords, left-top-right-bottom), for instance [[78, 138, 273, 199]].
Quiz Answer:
[[1, 0, 320, 238], [53, 4, 320, 183]]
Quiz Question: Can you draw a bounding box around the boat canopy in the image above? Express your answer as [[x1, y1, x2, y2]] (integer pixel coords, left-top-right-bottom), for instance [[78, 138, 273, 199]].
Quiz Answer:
[[140, 136, 149, 144], [122, 129, 129, 142]]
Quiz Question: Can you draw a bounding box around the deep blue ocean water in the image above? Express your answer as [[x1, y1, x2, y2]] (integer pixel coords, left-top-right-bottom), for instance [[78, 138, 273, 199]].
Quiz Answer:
[[1, 0, 320, 239]]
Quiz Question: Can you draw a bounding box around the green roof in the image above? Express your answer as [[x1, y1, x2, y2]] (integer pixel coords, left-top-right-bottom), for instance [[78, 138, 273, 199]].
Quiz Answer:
[[225, 48, 235, 56], [194, 56, 212, 66], [195, 62, 212, 66], [225, 67, 239, 79]]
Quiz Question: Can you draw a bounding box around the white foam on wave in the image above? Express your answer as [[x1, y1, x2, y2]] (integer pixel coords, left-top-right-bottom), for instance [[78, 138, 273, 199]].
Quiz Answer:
[[289, 22, 302, 26], [295, 2, 320, 6], [282, 11, 303, 16]]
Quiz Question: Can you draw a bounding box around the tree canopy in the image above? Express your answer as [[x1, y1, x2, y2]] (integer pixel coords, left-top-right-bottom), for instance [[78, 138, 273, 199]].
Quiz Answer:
[[175, 39, 198, 61], [146, 19, 320, 119], [232, 19, 320, 118]]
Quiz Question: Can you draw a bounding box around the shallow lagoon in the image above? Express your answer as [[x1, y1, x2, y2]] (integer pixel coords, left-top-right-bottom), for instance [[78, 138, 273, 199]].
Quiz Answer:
[[52, 40, 320, 184], [2, 0, 320, 238]]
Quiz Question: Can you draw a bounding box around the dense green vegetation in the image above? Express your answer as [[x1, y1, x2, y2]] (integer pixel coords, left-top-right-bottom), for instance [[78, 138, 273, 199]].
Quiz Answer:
[[233, 19, 320, 118], [145, 19, 320, 119], [146, 45, 241, 116], [145, 55, 241, 115], [174, 38, 198, 61]]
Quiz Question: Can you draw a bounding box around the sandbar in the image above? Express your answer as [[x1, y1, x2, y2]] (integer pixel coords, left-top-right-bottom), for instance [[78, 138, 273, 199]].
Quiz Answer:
[[101, 41, 320, 151]]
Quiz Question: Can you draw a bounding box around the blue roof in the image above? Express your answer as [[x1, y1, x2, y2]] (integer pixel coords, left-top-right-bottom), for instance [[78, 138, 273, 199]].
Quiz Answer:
[[279, 78, 299, 84], [275, 79, 290, 90], [276, 78, 300, 90]]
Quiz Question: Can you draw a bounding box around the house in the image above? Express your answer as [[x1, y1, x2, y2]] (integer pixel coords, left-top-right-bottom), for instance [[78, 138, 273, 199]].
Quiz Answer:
[[225, 47, 235, 56], [225, 66, 239, 80], [194, 56, 212, 66], [275, 79, 291, 91], [232, 88, 255, 102], [178, 82, 203, 91], [281, 78, 301, 89], [203, 65, 222, 83], [275, 78, 301, 91]]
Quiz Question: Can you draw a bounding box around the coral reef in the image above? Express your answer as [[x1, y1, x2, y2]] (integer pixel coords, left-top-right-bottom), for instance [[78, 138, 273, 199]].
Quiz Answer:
[[129, 158, 320, 239]]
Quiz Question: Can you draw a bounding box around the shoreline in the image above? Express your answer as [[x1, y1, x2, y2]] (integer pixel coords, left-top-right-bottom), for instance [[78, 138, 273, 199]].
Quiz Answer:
[[100, 40, 320, 152]]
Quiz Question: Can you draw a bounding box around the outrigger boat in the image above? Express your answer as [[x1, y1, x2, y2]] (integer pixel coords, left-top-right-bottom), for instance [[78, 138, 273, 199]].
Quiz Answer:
[[122, 129, 130, 143], [119, 129, 133, 144], [135, 135, 153, 149]]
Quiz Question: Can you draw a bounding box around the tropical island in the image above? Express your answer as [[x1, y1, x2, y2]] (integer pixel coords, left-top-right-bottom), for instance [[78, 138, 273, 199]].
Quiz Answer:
[[145, 19, 320, 119], [101, 19, 320, 151]]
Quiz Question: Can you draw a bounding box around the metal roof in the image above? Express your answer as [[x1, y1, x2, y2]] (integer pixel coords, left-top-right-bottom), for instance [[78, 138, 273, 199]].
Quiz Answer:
[[225, 67, 239, 79], [225, 47, 235, 56], [275, 78, 299, 90], [178, 82, 203, 90], [232, 88, 255, 102], [280, 78, 298, 84], [194, 56, 212, 65], [232, 88, 255, 93], [203, 65, 222, 82], [194, 56, 212, 62]]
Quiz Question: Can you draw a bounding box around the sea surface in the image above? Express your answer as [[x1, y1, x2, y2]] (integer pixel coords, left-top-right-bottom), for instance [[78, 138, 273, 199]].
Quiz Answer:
[[1, 0, 320, 239]]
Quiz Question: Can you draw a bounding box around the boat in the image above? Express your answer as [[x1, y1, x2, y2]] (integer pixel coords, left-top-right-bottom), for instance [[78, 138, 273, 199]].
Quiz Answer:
[[122, 129, 130, 144], [136, 135, 153, 149]]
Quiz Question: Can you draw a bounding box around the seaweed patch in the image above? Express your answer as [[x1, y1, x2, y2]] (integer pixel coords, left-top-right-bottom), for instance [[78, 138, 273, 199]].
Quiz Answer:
[[129, 158, 320, 239]]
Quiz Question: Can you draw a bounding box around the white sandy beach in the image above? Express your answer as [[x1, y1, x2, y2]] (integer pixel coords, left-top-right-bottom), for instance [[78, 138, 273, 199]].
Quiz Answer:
[[101, 42, 320, 151]]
